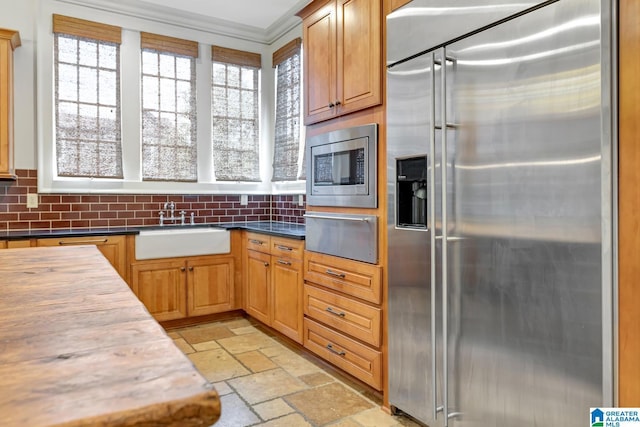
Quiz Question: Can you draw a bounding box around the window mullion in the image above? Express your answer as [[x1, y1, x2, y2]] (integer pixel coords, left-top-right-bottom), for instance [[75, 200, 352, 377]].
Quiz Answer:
[[197, 43, 213, 183], [120, 29, 142, 181]]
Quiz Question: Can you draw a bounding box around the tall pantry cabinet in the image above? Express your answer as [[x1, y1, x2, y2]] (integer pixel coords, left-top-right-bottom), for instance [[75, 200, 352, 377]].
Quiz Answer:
[[0, 29, 20, 180]]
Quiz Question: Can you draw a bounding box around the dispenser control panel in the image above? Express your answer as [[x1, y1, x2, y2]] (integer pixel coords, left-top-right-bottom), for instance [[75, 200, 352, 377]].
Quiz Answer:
[[396, 156, 428, 228]]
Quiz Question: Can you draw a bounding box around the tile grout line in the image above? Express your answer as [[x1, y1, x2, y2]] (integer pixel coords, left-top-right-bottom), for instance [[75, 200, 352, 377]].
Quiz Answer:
[[171, 320, 411, 427]]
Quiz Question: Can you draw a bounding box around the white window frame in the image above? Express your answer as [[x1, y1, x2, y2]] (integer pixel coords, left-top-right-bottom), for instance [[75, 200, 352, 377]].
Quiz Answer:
[[37, 0, 298, 194], [270, 42, 305, 195]]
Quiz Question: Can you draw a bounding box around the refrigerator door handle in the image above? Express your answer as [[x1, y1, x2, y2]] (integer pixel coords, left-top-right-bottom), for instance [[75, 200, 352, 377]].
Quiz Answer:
[[435, 236, 465, 241], [429, 51, 439, 421], [440, 47, 451, 426]]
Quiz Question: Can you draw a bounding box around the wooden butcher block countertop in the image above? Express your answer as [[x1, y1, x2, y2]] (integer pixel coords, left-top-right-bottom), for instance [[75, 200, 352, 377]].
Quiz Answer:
[[0, 245, 220, 427]]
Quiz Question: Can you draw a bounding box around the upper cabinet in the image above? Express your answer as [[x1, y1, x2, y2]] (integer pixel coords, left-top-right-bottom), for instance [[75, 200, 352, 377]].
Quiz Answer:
[[298, 0, 382, 125], [389, 0, 412, 12], [0, 29, 20, 180]]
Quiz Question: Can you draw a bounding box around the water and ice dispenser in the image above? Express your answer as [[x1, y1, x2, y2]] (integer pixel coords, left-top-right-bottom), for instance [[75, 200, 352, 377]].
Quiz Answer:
[[396, 156, 428, 228]]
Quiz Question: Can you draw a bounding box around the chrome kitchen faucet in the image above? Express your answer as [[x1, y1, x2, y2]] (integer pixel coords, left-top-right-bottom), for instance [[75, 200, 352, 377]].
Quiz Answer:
[[159, 201, 194, 226]]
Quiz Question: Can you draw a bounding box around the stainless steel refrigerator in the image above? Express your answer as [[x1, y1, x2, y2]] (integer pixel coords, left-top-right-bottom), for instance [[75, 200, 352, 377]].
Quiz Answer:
[[386, 1, 615, 426]]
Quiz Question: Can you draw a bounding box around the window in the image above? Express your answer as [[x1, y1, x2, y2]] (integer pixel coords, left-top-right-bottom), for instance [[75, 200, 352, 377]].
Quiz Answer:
[[211, 46, 261, 182], [40, 6, 290, 194], [272, 38, 303, 181], [140, 32, 198, 182], [53, 14, 122, 178]]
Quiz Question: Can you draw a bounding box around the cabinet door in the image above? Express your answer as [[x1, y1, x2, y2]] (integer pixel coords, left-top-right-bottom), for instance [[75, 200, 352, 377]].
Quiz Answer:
[[246, 249, 271, 325], [0, 30, 19, 179], [37, 235, 127, 280], [303, 1, 337, 124], [131, 260, 187, 321], [271, 257, 303, 343], [336, 0, 382, 116], [0, 239, 32, 248], [187, 256, 235, 317]]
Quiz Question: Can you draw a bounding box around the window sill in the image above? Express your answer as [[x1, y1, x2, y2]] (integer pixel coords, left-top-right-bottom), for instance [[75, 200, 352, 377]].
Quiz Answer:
[[38, 177, 278, 195]]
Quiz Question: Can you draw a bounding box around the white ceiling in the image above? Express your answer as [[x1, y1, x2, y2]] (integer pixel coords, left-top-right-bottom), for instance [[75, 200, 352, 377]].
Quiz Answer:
[[135, 0, 307, 30], [62, 0, 311, 44]]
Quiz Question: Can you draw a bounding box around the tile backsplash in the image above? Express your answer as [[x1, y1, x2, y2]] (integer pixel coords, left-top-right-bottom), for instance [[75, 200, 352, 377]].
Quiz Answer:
[[0, 170, 306, 232]]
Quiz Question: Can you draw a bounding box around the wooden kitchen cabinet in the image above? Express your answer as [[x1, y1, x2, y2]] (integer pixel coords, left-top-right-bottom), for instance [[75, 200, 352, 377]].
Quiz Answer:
[[272, 255, 303, 341], [244, 232, 305, 343], [246, 249, 271, 325], [187, 256, 236, 317], [388, 0, 411, 12], [298, 0, 382, 125], [0, 29, 20, 180], [0, 240, 29, 249], [36, 235, 127, 280], [304, 250, 382, 304], [304, 317, 382, 389], [131, 255, 235, 322], [131, 259, 187, 322], [303, 250, 383, 389]]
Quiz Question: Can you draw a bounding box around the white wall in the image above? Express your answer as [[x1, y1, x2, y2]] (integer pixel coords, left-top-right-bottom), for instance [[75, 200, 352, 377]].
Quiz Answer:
[[1, 0, 38, 169]]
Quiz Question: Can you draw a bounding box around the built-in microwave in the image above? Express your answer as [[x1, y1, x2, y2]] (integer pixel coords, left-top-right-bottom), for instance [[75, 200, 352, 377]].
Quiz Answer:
[[305, 123, 377, 208]]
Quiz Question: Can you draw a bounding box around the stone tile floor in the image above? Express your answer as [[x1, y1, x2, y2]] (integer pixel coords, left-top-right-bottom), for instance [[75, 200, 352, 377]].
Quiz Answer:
[[167, 317, 422, 427]]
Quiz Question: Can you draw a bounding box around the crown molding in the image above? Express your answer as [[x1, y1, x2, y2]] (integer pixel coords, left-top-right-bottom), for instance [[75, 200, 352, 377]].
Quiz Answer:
[[54, 0, 306, 45]]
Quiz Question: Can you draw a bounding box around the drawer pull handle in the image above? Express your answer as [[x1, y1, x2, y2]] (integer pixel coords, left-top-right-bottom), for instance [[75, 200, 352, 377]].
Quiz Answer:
[[58, 238, 108, 245], [326, 343, 346, 356], [276, 245, 293, 251], [326, 269, 346, 279], [250, 239, 264, 245], [277, 260, 291, 266], [326, 307, 346, 317]]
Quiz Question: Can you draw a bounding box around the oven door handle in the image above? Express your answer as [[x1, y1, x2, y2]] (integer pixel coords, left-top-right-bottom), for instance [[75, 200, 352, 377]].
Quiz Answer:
[[303, 214, 370, 222]]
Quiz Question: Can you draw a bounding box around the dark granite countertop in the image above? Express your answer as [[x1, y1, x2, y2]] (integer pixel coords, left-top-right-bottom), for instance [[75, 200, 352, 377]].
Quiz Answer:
[[0, 221, 305, 241], [216, 221, 305, 240]]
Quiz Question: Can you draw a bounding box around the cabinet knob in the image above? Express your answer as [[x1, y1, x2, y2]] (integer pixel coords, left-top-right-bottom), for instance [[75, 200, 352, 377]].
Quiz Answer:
[[188, 266, 194, 271], [180, 267, 186, 272], [334, 100, 341, 106], [264, 262, 269, 267], [328, 102, 335, 108]]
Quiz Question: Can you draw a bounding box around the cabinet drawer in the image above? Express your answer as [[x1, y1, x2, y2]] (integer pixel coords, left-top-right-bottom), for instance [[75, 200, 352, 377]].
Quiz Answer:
[[271, 237, 304, 260], [246, 232, 271, 253], [304, 251, 382, 304], [304, 284, 381, 347], [304, 318, 382, 390]]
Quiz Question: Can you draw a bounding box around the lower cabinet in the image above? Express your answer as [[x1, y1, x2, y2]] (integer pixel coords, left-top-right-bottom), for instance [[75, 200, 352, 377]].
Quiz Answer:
[[303, 250, 383, 390], [0, 240, 31, 249], [271, 256, 303, 342], [246, 249, 271, 325], [304, 317, 382, 390], [4, 235, 128, 280], [131, 260, 187, 321], [188, 257, 236, 317], [131, 255, 235, 322], [244, 232, 304, 343]]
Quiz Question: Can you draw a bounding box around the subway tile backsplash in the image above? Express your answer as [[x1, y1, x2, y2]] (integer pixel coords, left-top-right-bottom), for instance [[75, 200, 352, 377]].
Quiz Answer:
[[0, 170, 306, 232]]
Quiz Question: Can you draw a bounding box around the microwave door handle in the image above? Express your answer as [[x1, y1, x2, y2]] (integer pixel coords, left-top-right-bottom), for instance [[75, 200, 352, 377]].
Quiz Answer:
[[303, 213, 370, 222]]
